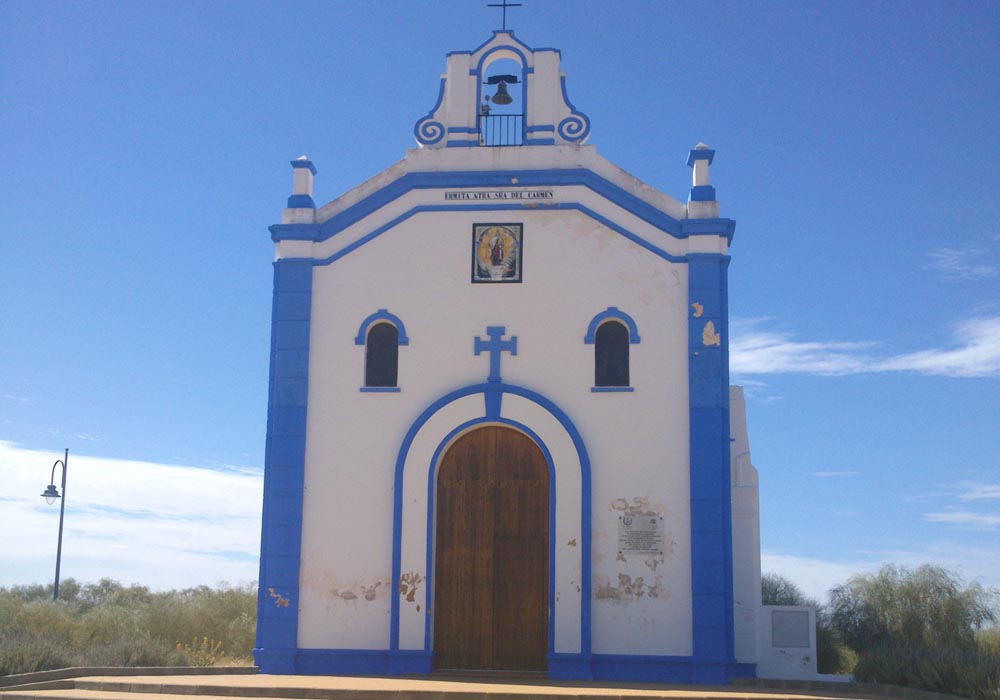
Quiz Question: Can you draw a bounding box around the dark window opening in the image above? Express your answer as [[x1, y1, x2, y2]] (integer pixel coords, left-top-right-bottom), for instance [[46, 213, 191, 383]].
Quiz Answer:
[[365, 323, 399, 387], [595, 321, 629, 387]]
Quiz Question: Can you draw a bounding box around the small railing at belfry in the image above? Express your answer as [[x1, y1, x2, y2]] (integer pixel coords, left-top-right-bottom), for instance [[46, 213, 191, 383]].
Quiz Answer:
[[478, 114, 524, 146]]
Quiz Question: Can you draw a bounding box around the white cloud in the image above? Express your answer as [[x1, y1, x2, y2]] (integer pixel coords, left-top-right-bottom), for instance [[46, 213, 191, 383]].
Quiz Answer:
[[731, 317, 1000, 379], [762, 544, 1000, 603], [0, 441, 263, 589], [874, 318, 1000, 378], [957, 482, 1000, 501], [761, 552, 876, 602], [927, 246, 998, 281], [924, 510, 1000, 529], [730, 321, 873, 376]]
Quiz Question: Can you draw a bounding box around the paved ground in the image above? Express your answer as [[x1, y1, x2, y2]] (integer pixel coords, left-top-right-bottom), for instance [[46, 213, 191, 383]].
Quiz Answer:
[[0, 673, 874, 700]]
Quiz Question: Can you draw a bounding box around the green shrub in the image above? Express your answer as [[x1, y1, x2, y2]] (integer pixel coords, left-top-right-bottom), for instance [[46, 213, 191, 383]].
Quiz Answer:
[[831, 565, 999, 699], [853, 643, 1000, 700], [0, 579, 257, 675]]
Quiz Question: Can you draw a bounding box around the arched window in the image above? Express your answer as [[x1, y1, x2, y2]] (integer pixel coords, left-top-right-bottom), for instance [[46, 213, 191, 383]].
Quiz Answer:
[[594, 321, 630, 387], [355, 309, 408, 392], [365, 323, 399, 388]]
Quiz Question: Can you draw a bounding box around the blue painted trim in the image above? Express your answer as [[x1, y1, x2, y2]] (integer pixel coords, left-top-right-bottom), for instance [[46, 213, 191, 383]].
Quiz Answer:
[[686, 148, 716, 166], [286, 194, 315, 209], [446, 126, 480, 134], [526, 124, 555, 132], [389, 381, 592, 657], [290, 158, 317, 175], [422, 418, 558, 658], [583, 307, 641, 344], [255, 259, 312, 672], [278, 202, 690, 267], [688, 185, 717, 202], [591, 386, 634, 393], [548, 653, 751, 682], [680, 218, 737, 242], [687, 253, 737, 672], [354, 309, 410, 345], [290, 649, 434, 676], [267, 169, 732, 246], [413, 79, 446, 146], [466, 30, 534, 58], [590, 654, 738, 683], [474, 325, 516, 383], [558, 76, 591, 142], [524, 138, 556, 145], [359, 387, 401, 393], [269, 223, 319, 241]]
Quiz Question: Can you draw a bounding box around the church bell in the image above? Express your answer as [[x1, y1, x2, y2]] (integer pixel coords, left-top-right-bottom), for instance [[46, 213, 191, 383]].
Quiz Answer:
[[491, 80, 513, 105], [486, 73, 518, 106]]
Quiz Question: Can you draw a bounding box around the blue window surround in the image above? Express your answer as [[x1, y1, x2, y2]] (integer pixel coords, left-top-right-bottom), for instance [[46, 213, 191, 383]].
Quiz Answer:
[[354, 309, 410, 346], [586, 308, 639, 393], [355, 310, 408, 392], [583, 307, 641, 344]]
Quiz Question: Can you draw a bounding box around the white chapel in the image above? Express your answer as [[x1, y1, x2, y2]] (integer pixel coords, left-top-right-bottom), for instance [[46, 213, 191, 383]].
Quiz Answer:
[[254, 29, 791, 684]]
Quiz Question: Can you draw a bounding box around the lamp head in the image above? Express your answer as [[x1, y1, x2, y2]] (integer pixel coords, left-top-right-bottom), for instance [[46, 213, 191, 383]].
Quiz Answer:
[[41, 484, 60, 505]]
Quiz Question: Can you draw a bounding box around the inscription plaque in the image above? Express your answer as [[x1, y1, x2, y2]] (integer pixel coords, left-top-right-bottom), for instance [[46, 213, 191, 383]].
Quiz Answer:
[[617, 515, 664, 555]]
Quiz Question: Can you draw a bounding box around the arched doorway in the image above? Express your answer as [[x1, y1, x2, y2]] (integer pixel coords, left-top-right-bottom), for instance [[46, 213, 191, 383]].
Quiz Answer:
[[433, 425, 549, 670]]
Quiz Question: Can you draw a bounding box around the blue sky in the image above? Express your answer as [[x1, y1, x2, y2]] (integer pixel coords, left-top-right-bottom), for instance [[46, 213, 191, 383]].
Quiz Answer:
[[2, 1, 998, 602]]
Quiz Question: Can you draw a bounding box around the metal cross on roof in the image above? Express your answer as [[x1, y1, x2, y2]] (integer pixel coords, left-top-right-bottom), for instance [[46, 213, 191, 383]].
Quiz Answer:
[[488, 0, 522, 31]]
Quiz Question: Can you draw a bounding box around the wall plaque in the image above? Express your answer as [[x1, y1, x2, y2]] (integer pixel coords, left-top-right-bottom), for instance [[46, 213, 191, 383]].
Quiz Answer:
[[617, 515, 664, 555]]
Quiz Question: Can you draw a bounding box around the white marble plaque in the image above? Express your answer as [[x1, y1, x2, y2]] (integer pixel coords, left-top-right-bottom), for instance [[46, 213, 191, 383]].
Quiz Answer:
[[617, 515, 664, 555]]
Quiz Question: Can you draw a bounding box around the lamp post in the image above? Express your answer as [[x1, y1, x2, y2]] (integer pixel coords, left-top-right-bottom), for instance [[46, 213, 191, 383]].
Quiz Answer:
[[40, 448, 69, 601]]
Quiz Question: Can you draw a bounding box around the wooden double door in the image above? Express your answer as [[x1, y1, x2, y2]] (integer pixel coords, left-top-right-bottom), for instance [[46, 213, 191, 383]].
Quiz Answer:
[[433, 426, 549, 670]]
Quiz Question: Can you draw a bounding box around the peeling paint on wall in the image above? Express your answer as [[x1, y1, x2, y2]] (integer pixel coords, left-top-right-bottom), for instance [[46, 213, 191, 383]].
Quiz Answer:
[[267, 587, 290, 608], [610, 496, 662, 516], [647, 574, 667, 599], [362, 581, 382, 601], [567, 538, 577, 547], [398, 572, 423, 603], [702, 320, 721, 346], [691, 302, 704, 318], [333, 589, 358, 601], [595, 573, 664, 604]]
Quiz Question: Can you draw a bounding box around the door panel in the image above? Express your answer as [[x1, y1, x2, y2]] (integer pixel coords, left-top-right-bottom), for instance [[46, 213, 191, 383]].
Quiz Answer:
[[433, 426, 548, 670]]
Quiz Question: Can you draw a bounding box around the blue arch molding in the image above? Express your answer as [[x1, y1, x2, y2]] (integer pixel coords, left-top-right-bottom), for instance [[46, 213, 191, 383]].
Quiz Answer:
[[584, 307, 641, 344], [354, 309, 410, 346], [387, 381, 593, 676], [269, 169, 734, 252]]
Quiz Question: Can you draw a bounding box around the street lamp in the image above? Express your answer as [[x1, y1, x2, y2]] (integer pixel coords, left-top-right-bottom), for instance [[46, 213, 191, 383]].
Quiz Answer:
[[40, 448, 69, 601]]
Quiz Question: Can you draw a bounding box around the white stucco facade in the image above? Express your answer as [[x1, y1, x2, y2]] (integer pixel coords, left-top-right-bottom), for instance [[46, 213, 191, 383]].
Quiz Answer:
[[255, 30, 762, 684]]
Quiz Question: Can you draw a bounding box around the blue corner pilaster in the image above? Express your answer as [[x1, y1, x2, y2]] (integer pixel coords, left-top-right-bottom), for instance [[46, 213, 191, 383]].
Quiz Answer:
[[254, 258, 313, 673], [687, 251, 736, 681]]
